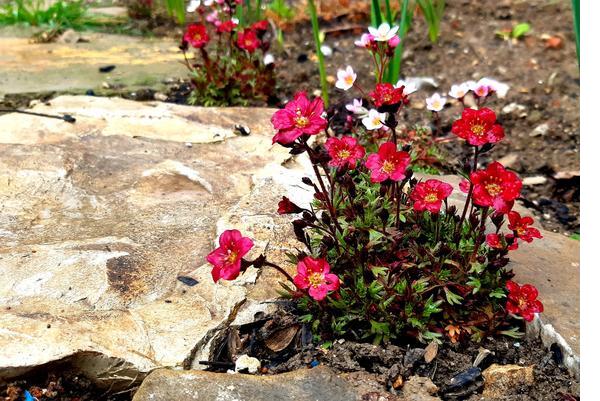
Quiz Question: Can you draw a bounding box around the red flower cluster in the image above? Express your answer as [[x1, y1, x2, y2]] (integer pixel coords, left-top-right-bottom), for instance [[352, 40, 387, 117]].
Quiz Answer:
[[365, 142, 411, 183], [410, 179, 453, 213], [237, 28, 261, 53], [293, 257, 340, 301], [271, 92, 328, 144], [206, 230, 254, 282], [451, 108, 504, 146], [460, 162, 522, 214], [506, 281, 543, 322], [183, 23, 210, 48], [370, 83, 407, 108], [324, 136, 365, 169]]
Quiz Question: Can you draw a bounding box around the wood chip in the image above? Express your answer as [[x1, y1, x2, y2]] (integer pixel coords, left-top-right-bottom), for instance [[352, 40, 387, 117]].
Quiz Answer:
[[424, 341, 439, 363], [264, 325, 300, 352]]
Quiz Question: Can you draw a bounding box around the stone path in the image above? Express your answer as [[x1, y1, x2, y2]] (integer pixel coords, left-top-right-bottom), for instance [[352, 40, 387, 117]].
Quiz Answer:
[[0, 96, 579, 390], [0, 27, 185, 97]]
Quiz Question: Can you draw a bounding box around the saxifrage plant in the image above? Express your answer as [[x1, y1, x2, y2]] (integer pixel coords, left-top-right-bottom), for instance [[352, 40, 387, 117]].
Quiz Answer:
[[206, 22, 543, 346], [181, 0, 276, 106]]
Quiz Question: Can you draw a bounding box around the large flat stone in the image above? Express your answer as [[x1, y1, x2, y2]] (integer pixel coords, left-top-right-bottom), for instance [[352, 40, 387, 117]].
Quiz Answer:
[[0, 29, 185, 96], [132, 366, 399, 401], [0, 96, 306, 386]]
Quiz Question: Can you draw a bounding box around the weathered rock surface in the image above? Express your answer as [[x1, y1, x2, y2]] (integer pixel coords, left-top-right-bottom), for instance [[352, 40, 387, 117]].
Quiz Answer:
[[132, 366, 389, 401], [482, 364, 535, 399], [0, 96, 308, 386], [0, 27, 185, 96]]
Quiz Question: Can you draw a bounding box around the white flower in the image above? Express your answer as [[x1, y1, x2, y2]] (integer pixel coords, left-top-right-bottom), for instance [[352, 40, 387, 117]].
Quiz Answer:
[[426, 93, 447, 112], [368, 23, 399, 42], [362, 109, 387, 130], [335, 66, 357, 91], [231, 17, 239, 24], [448, 83, 470, 99], [354, 33, 374, 47], [394, 79, 418, 95], [204, 0, 215, 5], [187, 0, 201, 12], [472, 80, 490, 98], [345, 99, 368, 116], [478, 77, 510, 98], [263, 53, 274, 65]]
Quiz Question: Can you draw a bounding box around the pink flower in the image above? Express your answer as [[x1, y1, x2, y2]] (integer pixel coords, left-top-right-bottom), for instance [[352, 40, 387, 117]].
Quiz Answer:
[[388, 35, 401, 47], [271, 92, 328, 144], [293, 257, 340, 301], [410, 179, 453, 213], [324, 136, 365, 169], [460, 162, 522, 214], [217, 18, 238, 33], [365, 142, 411, 183], [206, 230, 254, 282], [355, 33, 375, 48]]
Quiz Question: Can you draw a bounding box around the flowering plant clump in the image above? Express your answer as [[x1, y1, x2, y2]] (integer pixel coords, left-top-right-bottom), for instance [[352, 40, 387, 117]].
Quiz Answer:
[[206, 23, 544, 345], [181, 0, 275, 106]]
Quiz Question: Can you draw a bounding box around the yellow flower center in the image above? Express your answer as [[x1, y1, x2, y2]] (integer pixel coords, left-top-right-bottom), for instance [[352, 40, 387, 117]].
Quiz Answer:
[[337, 149, 351, 160], [225, 249, 238, 264], [485, 183, 502, 197], [517, 227, 526, 235], [381, 160, 395, 174], [295, 116, 309, 128], [471, 124, 485, 136], [345, 75, 354, 85], [308, 272, 324, 288], [432, 100, 441, 109], [424, 192, 439, 203]]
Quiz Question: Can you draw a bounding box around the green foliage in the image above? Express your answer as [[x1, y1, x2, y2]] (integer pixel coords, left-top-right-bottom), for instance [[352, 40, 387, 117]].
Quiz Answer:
[[163, 0, 186, 25], [495, 22, 531, 41], [571, 0, 579, 64], [0, 0, 88, 28], [415, 0, 445, 43]]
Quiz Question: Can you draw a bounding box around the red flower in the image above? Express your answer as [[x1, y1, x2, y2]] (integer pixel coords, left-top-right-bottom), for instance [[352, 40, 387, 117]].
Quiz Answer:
[[451, 108, 505, 146], [506, 281, 544, 322], [293, 257, 340, 301], [252, 19, 269, 32], [183, 23, 210, 48], [271, 92, 328, 144], [486, 233, 504, 249], [277, 196, 302, 214], [237, 29, 261, 53], [324, 136, 365, 169], [370, 83, 407, 108], [410, 179, 453, 213], [460, 162, 522, 214], [217, 19, 237, 33], [508, 211, 542, 242], [365, 142, 411, 183], [206, 230, 254, 282]]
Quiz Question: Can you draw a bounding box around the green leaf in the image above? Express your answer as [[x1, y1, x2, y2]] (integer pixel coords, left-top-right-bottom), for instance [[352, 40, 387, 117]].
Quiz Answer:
[[511, 22, 531, 39], [423, 296, 443, 317], [444, 287, 464, 305], [467, 277, 481, 294], [499, 327, 525, 338], [489, 288, 507, 299]]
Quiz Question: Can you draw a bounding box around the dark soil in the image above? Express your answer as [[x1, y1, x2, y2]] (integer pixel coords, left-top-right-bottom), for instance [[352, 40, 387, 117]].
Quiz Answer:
[[203, 309, 580, 401]]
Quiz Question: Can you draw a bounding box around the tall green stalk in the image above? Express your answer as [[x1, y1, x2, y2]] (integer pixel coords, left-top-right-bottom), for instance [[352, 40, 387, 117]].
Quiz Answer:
[[571, 0, 579, 65], [385, 0, 411, 83], [164, 0, 185, 25], [371, 0, 383, 27], [307, 0, 329, 107]]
